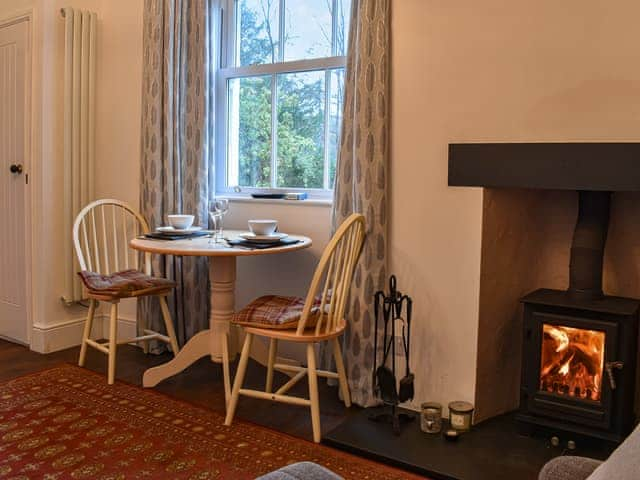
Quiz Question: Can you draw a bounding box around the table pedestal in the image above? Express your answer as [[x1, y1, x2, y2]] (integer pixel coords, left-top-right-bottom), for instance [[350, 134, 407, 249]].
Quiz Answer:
[[142, 256, 277, 402]]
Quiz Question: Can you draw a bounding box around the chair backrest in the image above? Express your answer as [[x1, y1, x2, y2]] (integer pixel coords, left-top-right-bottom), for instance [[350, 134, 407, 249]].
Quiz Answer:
[[73, 199, 151, 276], [297, 213, 367, 335]]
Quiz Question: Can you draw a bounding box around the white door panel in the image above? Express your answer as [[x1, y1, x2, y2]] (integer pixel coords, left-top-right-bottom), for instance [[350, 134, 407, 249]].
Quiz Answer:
[[0, 19, 29, 345]]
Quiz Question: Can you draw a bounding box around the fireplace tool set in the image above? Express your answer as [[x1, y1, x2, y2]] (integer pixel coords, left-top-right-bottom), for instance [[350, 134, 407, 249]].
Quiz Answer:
[[370, 275, 415, 434]]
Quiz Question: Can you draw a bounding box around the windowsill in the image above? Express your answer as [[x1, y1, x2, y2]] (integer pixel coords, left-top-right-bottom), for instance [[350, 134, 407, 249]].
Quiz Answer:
[[223, 194, 333, 207]]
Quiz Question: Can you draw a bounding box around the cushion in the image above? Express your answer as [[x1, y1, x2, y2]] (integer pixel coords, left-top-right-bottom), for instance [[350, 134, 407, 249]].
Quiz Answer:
[[232, 295, 325, 330], [77, 269, 175, 297], [538, 456, 601, 480], [585, 423, 640, 480], [257, 462, 342, 480]]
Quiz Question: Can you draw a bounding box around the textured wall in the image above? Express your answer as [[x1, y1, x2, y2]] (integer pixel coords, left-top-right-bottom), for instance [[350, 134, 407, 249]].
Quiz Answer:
[[476, 189, 640, 422]]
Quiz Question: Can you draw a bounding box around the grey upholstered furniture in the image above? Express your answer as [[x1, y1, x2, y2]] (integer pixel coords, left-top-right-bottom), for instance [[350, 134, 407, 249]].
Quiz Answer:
[[539, 423, 640, 480], [257, 462, 342, 480]]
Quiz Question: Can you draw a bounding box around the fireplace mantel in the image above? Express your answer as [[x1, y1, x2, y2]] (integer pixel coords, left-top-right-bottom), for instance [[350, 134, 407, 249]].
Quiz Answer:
[[448, 143, 640, 191]]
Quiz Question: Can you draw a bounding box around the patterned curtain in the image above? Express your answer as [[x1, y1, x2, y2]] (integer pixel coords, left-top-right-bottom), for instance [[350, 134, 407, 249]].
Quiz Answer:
[[139, 0, 216, 350], [330, 0, 390, 407]]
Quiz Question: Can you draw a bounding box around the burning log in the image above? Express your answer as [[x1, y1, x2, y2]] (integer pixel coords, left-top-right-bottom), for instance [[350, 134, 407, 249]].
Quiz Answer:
[[540, 324, 605, 402]]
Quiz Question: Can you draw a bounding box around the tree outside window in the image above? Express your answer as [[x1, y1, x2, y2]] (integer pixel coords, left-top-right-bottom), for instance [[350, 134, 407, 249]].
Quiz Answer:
[[221, 0, 351, 195]]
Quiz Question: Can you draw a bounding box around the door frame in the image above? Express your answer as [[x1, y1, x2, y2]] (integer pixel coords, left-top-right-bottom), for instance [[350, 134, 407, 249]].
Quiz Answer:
[[0, 10, 34, 346]]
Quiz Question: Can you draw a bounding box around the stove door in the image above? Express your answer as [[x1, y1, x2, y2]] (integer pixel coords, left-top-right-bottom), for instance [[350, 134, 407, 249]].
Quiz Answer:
[[523, 311, 617, 431]]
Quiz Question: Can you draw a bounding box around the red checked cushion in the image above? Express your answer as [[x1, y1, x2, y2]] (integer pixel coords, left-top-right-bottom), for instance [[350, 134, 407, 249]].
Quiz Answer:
[[77, 269, 176, 298], [232, 295, 325, 330]]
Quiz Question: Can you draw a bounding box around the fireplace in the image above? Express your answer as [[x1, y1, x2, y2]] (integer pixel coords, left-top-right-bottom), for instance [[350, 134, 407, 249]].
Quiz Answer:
[[519, 288, 639, 442], [449, 143, 640, 443]]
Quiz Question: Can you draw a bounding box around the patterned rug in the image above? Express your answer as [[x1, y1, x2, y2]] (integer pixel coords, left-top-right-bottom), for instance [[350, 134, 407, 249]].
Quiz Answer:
[[0, 365, 422, 479]]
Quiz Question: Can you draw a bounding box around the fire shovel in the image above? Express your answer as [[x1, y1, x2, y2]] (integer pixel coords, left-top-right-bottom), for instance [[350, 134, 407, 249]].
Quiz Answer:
[[398, 296, 414, 403]]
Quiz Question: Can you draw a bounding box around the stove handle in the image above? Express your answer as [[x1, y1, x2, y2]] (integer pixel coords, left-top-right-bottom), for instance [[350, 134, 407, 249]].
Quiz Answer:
[[605, 361, 624, 390]]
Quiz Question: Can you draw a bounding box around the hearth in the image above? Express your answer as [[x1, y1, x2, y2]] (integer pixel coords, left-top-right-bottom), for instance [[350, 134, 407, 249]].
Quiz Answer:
[[449, 143, 640, 443]]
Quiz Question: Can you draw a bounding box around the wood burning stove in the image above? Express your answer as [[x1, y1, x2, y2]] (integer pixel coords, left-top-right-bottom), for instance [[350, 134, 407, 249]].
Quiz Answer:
[[518, 190, 639, 443], [448, 143, 640, 443], [519, 289, 639, 442]]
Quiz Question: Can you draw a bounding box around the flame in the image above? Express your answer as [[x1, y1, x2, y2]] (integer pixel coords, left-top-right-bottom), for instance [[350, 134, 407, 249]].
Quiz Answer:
[[540, 324, 605, 402], [558, 357, 571, 376]]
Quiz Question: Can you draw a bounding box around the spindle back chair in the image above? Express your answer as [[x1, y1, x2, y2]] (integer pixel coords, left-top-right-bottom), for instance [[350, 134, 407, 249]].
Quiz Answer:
[[73, 199, 179, 384], [73, 199, 151, 276], [224, 214, 366, 442]]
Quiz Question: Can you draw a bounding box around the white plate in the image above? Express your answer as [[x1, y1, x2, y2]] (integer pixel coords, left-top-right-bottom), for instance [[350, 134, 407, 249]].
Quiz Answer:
[[156, 226, 203, 235], [239, 232, 288, 243]]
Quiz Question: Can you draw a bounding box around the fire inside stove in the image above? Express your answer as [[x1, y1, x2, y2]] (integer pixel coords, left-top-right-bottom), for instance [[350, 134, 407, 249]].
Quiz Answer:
[[540, 324, 605, 402]]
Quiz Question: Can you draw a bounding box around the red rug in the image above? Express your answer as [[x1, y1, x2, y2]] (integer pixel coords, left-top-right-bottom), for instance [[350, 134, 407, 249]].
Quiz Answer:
[[0, 365, 423, 479]]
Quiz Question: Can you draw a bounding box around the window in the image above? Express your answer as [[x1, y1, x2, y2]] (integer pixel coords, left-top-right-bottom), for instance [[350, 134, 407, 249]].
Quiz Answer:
[[217, 0, 351, 198]]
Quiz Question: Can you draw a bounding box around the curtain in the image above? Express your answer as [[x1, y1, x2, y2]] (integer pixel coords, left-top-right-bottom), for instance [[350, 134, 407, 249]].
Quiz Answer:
[[139, 0, 216, 350], [331, 0, 390, 406]]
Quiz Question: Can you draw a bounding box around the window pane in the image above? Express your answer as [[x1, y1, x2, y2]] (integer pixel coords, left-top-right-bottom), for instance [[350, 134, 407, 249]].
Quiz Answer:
[[283, 0, 332, 61], [328, 68, 345, 188], [335, 0, 351, 56], [236, 0, 280, 65], [227, 75, 272, 188], [277, 71, 325, 188]]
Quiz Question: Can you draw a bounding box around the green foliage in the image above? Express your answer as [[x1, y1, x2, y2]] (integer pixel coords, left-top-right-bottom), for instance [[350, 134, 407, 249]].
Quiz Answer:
[[235, 1, 335, 190]]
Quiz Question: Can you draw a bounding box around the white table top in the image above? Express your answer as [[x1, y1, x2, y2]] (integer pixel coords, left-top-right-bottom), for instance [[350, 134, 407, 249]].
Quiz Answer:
[[130, 229, 312, 257]]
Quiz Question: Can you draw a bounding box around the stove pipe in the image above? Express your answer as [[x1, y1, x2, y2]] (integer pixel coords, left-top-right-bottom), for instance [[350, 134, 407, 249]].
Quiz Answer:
[[568, 191, 611, 300]]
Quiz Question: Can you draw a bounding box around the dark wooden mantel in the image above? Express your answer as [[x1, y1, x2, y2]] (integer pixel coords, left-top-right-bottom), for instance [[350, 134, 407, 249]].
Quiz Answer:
[[448, 142, 640, 191]]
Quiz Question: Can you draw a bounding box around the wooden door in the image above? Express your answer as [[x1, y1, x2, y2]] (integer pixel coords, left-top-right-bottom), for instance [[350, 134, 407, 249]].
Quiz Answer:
[[0, 18, 29, 344]]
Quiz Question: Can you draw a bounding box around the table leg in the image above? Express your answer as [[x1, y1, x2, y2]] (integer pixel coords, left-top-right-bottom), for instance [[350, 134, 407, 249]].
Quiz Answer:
[[142, 330, 211, 387], [142, 256, 237, 400], [208, 256, 277, 368], [209, 256, 237, 361], [143, 254, 295, 393]]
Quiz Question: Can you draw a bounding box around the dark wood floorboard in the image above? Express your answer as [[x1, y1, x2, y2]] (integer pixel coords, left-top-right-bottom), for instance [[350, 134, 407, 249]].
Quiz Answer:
[[0, 339, 348, 443]]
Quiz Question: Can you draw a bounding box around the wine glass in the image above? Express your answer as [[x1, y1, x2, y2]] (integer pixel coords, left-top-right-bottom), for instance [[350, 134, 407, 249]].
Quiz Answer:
[[208, 209, 221, 244], [209, 198, 229, 243]]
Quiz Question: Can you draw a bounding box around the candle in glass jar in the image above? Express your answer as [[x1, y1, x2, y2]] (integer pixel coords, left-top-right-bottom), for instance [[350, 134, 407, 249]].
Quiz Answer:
[[420, 402, 442, 434], [448, 401, 474, 431]]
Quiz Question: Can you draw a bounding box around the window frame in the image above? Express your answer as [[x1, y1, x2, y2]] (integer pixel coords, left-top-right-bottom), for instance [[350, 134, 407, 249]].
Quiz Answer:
[[215, 0, 348, 199]]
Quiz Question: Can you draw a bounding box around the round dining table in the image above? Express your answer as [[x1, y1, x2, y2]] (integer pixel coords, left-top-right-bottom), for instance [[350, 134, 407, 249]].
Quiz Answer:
[[129, 230, 312, 402]]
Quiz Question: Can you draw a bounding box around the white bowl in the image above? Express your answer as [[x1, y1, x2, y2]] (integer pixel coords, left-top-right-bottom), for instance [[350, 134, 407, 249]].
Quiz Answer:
[[167, 214, 195, 230], [248, 219, 278, 236]]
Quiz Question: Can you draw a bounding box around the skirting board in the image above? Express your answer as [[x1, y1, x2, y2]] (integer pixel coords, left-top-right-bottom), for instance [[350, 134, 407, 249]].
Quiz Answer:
[[30, 314, 138, 354]]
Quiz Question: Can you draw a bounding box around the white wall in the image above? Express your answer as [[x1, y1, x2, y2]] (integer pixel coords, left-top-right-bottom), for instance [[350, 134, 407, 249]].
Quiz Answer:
[[92, 0, 145, 323], [392, 0, 640, 413]]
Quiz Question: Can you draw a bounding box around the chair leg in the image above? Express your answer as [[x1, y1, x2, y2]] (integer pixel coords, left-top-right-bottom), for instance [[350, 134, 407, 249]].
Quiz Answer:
[[135, 297, 149, 354], [265, 338, 278, 393], [224, 332, 253, 426], [222, 331, 231, 407], [107, 302, 119, 385], [332, 337, 351, 407], [78, 299, 97, 367], [306, 343, 321, 443], [159, 295, 180, 355]]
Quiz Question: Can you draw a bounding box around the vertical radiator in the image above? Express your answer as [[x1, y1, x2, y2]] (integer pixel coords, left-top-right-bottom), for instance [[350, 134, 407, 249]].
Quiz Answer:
[[61, 7, 97, 304]]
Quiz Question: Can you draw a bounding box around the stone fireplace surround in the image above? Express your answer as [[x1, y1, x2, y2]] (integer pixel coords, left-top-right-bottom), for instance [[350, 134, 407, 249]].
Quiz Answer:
[[448, 143, 640, 424], [476, 188, 640, 422]]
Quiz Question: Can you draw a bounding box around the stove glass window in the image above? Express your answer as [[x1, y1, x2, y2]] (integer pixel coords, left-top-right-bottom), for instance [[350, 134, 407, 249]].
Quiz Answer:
[[540, 324, 605, 402]]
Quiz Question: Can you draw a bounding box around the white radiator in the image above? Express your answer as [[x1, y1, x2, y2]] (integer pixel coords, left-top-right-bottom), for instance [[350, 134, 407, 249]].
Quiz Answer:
[[61, 7, 97, 304]]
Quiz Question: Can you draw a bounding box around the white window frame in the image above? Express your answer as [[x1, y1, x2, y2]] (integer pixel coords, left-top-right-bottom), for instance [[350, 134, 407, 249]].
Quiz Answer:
[[215, 0, 347, 199]]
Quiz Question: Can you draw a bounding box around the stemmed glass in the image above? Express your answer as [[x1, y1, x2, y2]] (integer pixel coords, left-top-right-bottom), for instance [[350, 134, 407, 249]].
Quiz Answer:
[[208, 198, 229, 243]]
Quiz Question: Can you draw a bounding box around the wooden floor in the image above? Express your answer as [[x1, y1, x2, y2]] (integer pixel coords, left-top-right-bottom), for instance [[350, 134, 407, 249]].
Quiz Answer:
[[0, 338, 349, 442]]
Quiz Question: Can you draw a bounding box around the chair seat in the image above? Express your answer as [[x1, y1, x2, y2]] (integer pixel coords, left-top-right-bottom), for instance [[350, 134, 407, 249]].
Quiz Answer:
[[232, 295, 328, 331], [244, 320, 346, 343], [77, 269, 176, 299]]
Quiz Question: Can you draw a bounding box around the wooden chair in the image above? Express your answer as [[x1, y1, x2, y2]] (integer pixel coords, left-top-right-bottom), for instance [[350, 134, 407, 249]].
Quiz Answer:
[[224, 213, 366, 442], [72, 199, 180, 384]]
